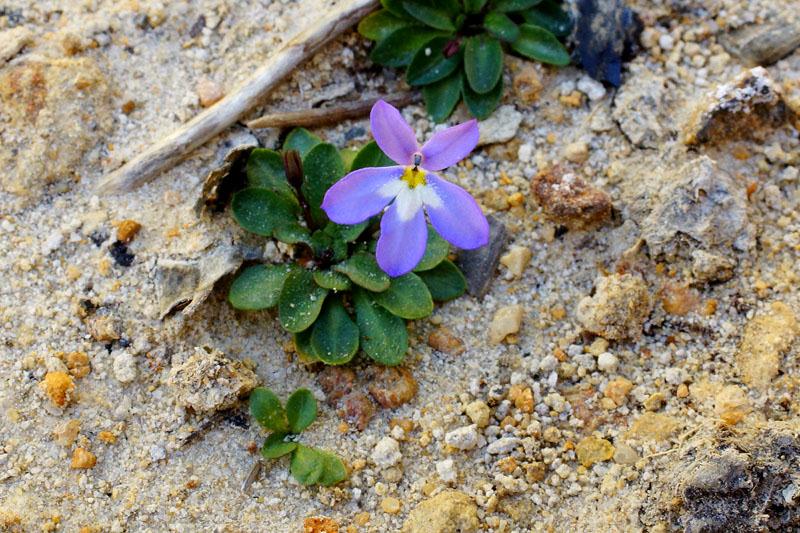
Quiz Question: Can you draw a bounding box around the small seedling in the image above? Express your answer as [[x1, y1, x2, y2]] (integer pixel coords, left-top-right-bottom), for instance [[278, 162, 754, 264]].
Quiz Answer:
[[358, 0, 572, 120], [249, 387, 347, 486]]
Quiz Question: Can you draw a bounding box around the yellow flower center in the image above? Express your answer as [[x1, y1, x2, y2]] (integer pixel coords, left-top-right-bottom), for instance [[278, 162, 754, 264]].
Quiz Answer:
[[401, 166, 426, 188]]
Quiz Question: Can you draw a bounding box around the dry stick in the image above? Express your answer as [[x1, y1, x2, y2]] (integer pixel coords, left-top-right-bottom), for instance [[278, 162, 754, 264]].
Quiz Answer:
[[96, 0, 380, 194], [246, 92, 420, 129]]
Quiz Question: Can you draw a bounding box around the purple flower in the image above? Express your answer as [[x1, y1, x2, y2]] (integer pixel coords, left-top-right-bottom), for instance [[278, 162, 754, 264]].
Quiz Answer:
[[321, 100, 490, 277]]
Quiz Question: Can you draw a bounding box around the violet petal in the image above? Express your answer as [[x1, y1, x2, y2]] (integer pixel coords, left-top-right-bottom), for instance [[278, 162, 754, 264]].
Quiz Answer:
[[420, 119, 479, 171], [424, 174, 489, 249], [376, 197, 427, 277], [321, 166, 404, 225], [370, 100, 418, 166]]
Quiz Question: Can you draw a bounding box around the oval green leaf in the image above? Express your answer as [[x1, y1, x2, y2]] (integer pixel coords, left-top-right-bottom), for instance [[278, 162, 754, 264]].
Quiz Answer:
[[279, 269, 328, 332], [511, 23, 570, 66], [401, 0, 455, 31], [249, 387, 288, 432], [464, 0, 488, 13], [286, 388, 317, 433], [484, 11, 520, 42], [381, 0, 415, 19], [354, 288, 408, 366], [358, 9, 411, 42], [229, 264, 293, 310], [310, 298, 360, 365], [492, 0, 542, 11], [334, 251, 391, 292], [423, 70, 463, 122], [302, 143, 346, 226], [407, 36, 462, 86], [293, 330, 320, 363], [246, 149, 292, 200], [370, 27, 448, 67], [231, 188, 299, 236], [415, 225, 449, 271], [325, 220, 370, 242], [313, 270, 352, 291], [351, 141, 396, 171], [522, 0, 572, 37], [371, 272, 433, 319], [464, 34, 503, 94], [261, 432, 298, 459], [273, 222, 312, 245], [417, 259, 467, 301], [462, 73, 503, 120], [283, 128, 322, 159], [317, 449, 348, 486], [290, 445, 325, 485]]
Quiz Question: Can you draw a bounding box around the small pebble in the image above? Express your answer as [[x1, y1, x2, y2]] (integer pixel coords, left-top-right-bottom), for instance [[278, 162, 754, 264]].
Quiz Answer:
[[445, 425, 479, 450], [597, 352, 619, 373]]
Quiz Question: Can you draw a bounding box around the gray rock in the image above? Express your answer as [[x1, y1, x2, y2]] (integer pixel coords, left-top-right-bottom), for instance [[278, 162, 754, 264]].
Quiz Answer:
[[456, 215, 508, 298], [640, 156, 754, 255], [612, 68, 672, 148], [477, 105, 522, 146], [153, 244, 243, 318], [721, 15, 800, 66]]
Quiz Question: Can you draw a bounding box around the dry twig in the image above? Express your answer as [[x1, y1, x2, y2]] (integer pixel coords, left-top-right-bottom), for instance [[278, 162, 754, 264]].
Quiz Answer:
[[96, 0, 379, 194], [246, 92, 420, 129]]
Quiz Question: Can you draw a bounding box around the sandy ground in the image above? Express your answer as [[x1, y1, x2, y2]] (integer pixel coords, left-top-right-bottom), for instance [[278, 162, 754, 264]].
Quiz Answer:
[[2, 0, 800, 531]]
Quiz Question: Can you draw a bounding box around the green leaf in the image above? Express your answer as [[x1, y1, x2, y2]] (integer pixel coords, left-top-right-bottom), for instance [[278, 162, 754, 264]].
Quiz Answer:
[[229, 264, 293, 310], [484, 11, 520, 42], [279, 269, 328, 332], [492, 0, 542, 11], [334, 252, 391, 292], [249, 388, 289, 432], [353, 288, 408, 366], [316, 449, 347, 486], [463, 0, 488, 13], [324, 220, 370, 243], [246, 149, 290, 192], [340, 147, 359, 172], [261, 432, 298, 459], [370, 27, 448, 67], [313, 270, 352, 291], [511, 23, 570, 66], [372, 272, 433, 319], [302, 143, 346, 227], [522, 1, 572, 38], [464, 34, 503, 94], [381, 0, 415, 19], [407, 36, 463, 86], [417, 259, 466, 301], [423, 70, 463, 122], [310, 298, 360, 365], [351, 141, 396, 171], [415, 225, 449, 271], [286, 388, 317, 433], [358, 9, 411, 41], [462, 73, 503, 119], [273, 222, 312, 245], [293, 330, 320, 363], [231, 188, 299, 237], [402, 0, 455, 31], [283, 128, 322, 159], [290, 445, 325, 485]]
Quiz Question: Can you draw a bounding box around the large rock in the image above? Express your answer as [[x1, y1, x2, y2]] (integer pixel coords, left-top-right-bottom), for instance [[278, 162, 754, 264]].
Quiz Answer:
[[167, 346, 259, 413], [684, 67, 792, 146], [736, 302, 798, 390], [0, 57, 113, 203], [629, 155, 754, 256], [577, 273, 652, 341], [612, 67, 672, 148], [531, 165, 612, 230], [721, 12, 800, 66], [402, 490, 479, 533]]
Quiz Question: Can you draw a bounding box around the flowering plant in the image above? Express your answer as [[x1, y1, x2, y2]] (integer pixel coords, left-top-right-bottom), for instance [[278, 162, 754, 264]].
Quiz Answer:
[[227, 102, 488, 366], [359, 0, 571, 120]]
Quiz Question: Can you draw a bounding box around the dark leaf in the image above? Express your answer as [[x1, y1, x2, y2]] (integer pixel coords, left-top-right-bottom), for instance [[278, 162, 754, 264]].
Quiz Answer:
[[511, 23, 570, 65], [231, 188, 298, 236], [286, 388, 317, 433], [402, 0, 456, 31], [278, 269, 328, 332], [302, 143, 346, 227], [310, 298, 360, 365], [414, 225, 449, 271], [353, 288, 408, 366], [229, 264, 294, 310], [381, 0, 416, 19], [293, 329, 320, 363], [522, 0, 572, 37], [290, 445, 324, 485], [261, 432, 297, 459], [316, 449, 347, 486], [461, 73, 503, 119], [484, 11, 520, 42], [358, 9, 411, 41], [313, 270, 352, 291], [351, 141, 396, 170], [463, 0, 488, 13], [249, 387, 288, 432], [370, 27, 449, 67], [371, 272, 433, 319], [407, 36, 463, 86], [283, 128, 322, 159], [334, 251, 391, 292], [423, 70, 463, 122], [464, 35, 504, 94], [491, 0, 543, 12], [417, 259, 467, 301]]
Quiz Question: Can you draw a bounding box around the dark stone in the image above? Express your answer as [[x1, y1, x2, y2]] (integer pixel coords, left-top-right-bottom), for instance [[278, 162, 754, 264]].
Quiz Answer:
[[89, 230, 109, 247], [721, 15, 800, 66], [188, 15, 206, 38], [575, 0, 642, 87], [344, 126, 366, 141], [456, 215, 508, 298], [225, 410, 249, 429], [109, 241, 135, 267]]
